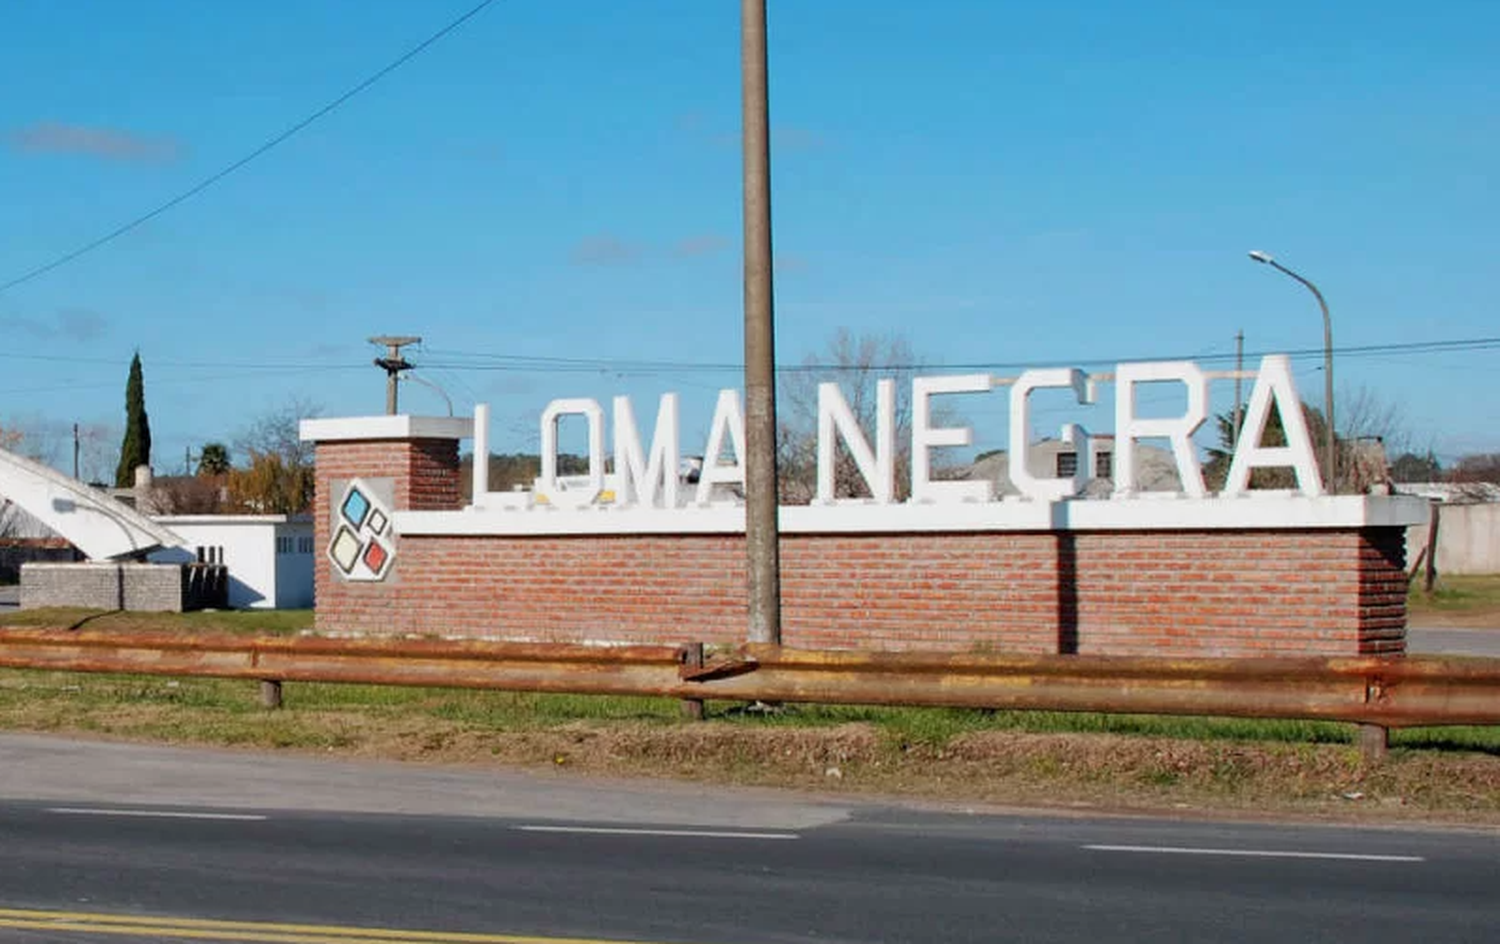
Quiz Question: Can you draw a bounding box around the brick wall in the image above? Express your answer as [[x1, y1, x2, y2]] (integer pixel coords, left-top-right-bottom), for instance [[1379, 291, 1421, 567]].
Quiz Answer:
[[313, 439, 463, 629], [310, 437, 1410, 657]]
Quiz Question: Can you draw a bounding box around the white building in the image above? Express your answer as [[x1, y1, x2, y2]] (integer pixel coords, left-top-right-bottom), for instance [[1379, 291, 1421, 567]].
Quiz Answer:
[[149, 515, 315, 609]]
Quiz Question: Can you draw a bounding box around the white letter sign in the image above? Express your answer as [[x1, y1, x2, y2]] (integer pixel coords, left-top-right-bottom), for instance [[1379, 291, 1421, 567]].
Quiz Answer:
[[1009, 368, 1092, 501], [1222, 355, 1325, 497], [696, 389, 747, 505], [538, 398, 605, 508], [910, 375, 994, 504], [613, 394, 680, 508], [816, 379, 895, 504], [1113, 361, 1208, 498]]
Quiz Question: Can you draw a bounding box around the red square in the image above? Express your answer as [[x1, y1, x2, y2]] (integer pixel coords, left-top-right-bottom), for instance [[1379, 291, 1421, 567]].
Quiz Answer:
[[362, 540, 389, 573]]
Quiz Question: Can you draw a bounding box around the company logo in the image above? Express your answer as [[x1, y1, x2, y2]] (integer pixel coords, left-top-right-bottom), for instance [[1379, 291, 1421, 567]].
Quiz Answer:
[[328, 479, 394, 581]]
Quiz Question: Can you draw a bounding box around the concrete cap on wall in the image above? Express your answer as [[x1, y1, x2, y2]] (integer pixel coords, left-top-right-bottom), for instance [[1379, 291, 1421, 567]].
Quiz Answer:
[[299, 415, 474, 443]]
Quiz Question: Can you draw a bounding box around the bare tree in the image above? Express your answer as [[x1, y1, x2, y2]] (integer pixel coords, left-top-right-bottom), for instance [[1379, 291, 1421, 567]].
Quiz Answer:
[[1452, 453, 1500, 485], [235, 397, 321, 469], [776, 330, 960, 503]]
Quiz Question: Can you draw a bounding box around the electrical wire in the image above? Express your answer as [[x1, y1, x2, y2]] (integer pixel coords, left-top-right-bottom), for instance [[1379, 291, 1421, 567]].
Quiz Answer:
[[0, 0, 500, 296], [418, 335, 1500, 376]]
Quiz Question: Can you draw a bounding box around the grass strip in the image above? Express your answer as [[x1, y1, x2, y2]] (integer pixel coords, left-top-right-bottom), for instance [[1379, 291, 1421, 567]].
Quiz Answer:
[[1, 667, 1496, 823]]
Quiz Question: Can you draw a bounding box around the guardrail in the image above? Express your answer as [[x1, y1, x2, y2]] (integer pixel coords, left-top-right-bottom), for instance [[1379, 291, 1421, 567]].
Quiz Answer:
[[2, 628, 1498, 761]]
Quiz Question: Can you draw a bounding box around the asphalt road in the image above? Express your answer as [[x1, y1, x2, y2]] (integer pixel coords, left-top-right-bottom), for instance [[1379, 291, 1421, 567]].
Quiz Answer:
[[1, 736, 1497, 943]]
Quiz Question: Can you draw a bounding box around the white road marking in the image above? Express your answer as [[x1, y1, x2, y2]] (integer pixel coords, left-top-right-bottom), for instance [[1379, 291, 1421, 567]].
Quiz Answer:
[[46, 807, 268, 822], [518, 825, 799, 840], [1084, 844, 1423, 862]]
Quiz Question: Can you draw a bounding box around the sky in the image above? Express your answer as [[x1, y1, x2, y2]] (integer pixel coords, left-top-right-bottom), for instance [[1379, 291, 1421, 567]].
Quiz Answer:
[[1, 0, 1496, 480]]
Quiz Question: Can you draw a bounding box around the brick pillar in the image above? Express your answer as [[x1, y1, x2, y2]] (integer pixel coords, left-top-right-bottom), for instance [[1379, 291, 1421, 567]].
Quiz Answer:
[[299, 415, 474, 633]]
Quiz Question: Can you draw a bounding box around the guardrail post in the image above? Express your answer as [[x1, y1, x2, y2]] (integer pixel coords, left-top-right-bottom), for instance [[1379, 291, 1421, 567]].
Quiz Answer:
[[1357, 723, 1388, 763], [259, 679, 283, 710], [680, 643, 705, 721]]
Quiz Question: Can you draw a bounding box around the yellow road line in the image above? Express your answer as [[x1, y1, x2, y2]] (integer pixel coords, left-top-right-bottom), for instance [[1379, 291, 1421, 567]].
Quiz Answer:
[[0, 909, 680, 944]]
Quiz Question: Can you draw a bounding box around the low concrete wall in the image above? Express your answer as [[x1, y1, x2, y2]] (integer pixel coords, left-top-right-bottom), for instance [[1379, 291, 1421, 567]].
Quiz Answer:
[[20, 562, 228, 612], [1405, 503, 1500, 576]]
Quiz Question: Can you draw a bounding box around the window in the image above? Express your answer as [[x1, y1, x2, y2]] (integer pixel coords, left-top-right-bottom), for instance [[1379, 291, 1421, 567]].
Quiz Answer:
[[296, 536, 315, 554], [276, 536, 293, 555], [1055, 452, 1078, 478], [1095, 450, 1113, 480]]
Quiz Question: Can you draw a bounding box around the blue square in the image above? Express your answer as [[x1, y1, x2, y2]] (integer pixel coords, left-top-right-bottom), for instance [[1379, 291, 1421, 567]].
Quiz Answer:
[[341, 488, 371, 528]]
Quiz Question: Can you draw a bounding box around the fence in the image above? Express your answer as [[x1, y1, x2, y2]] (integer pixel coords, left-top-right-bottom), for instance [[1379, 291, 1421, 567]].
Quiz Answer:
[[1407, 502, 1500, 577], [3, 628, 1498, 762]]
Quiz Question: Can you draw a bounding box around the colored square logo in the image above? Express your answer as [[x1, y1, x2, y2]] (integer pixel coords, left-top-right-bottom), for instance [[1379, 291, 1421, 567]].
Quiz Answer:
[[341, 489, 371, 528], [330, 526, 362, 574], [362, 539, 389, 575], [328, 479, 396, 582]]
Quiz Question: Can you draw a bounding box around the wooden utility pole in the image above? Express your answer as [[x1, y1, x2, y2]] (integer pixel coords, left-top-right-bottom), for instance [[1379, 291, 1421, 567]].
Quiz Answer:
[[370, 336, 421, 415]]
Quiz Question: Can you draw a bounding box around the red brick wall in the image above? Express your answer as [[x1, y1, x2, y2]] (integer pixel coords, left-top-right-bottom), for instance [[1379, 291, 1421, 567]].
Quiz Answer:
[[313, 439, 462, 628], [311, 438, 1408, 657]]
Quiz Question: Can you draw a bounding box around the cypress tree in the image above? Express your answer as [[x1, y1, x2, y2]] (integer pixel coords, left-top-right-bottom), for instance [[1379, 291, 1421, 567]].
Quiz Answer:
[[114, 352, 152, 487]]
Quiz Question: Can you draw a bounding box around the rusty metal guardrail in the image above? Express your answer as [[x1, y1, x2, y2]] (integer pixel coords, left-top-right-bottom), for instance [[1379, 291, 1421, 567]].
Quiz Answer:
[[2, 629, 1498, 737]]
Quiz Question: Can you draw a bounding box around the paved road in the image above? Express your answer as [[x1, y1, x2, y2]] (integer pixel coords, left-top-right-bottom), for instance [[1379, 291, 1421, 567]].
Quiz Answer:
[[0, 735, 1497, 943], [1408, 625, 1500, 658]]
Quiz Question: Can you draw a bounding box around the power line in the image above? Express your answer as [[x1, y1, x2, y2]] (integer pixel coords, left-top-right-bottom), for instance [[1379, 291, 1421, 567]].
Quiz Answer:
[[0, 0, 500, 296], [419, 335, 1500, 376], [8, 333, 1492, 389]]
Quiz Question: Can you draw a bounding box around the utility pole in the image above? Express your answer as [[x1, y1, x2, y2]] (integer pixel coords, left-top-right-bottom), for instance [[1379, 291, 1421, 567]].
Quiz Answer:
[[72, 423, 80, 480], [741, 0, 781, 645], [1231, 330, 1244, 450], [370, 336, 421, 416]]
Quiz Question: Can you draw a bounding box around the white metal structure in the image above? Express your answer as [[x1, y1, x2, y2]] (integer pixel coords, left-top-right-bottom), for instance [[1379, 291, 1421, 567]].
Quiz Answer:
[[0, 447, 179, 559]]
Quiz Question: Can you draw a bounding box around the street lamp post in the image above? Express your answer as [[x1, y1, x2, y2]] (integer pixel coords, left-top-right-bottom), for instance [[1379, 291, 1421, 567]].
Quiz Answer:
[[1248, 251, 1336, 491]]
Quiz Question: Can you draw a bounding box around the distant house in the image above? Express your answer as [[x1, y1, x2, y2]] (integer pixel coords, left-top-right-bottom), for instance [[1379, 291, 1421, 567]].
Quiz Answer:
[[148, 515, 314, 610], [966, 436, 1182, 497]]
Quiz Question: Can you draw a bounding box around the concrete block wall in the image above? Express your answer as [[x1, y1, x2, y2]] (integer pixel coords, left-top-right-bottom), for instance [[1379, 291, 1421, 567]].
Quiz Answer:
[[21, 562, 228, 612], [1406, 502, 1500, 576], [310, 437, 1411, 658]]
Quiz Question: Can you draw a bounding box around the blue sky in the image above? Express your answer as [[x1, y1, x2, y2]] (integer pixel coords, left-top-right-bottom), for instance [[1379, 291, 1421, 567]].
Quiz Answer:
[[1, 0, 1495, 478]]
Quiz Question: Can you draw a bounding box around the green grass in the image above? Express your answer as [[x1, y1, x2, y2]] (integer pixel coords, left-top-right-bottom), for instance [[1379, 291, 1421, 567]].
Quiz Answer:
[[0, 608, 314, 635], [1408, 574, 1500, 615]]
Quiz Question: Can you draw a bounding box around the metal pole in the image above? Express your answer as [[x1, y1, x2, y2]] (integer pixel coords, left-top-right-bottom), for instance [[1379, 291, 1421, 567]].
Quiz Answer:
[[1267, 260, 1335, 491], [1248, 254, 1335, 491], [741, 0, 781, 645]]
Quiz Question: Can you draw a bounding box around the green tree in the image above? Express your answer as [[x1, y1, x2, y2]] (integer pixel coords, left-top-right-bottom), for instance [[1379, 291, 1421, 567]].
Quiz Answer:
[[1203, 400, 1331, 493], [225, 451, 315, 514], [114, 352, 152, 487], [196, 442, 231, 477], [1390, 450, 1442, 483]]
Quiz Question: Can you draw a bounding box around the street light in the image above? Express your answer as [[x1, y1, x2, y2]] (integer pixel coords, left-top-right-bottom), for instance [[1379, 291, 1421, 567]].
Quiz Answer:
[[1248, 251, 1336, 491]]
